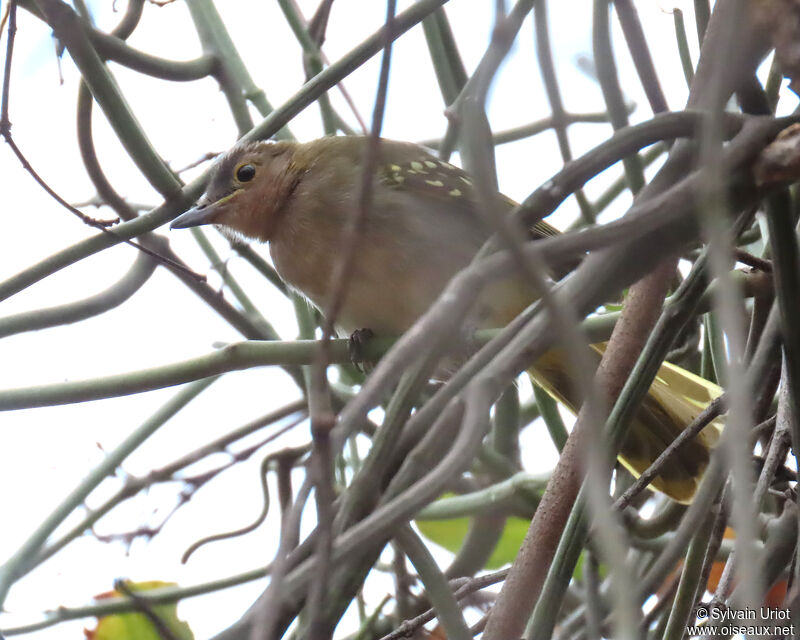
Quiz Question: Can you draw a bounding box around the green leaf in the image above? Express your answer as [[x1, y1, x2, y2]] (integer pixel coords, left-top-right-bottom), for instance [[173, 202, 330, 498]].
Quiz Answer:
[[573, 551, 609, 581], [416, 515, 530, 570], [86, 581, 194, 640], [417, 516, 611, 576]]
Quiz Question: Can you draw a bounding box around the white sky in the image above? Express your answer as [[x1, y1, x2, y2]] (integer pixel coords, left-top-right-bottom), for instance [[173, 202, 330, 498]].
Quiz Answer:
[[0, 1, 789, 637]]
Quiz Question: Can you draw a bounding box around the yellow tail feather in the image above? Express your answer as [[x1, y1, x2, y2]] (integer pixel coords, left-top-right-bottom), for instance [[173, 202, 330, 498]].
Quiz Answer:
[[528, 346, 723, 503]]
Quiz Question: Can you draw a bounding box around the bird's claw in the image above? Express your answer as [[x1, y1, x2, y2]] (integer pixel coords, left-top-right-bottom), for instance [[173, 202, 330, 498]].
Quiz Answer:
[[348, 328, 375, 373]]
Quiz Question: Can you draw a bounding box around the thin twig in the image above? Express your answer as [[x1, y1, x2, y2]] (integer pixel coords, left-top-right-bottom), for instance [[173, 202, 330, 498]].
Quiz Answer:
[[614, 0, 669, 114], [3, 129, 204, 280], [534, 0, 596, 223], [305, 2, 398, 636], [113, 580, 179, 640], [378, 568, 510, 640], [734, 249, 772, 272], [31, 401, 306, 571], [181, 445, 306, 564], [613, 395, 727, 511]]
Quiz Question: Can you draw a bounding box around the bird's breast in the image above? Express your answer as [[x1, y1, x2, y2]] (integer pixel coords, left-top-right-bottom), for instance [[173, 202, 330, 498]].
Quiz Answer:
[[266, 189, 532, 337], [270, 232, 463, 336]]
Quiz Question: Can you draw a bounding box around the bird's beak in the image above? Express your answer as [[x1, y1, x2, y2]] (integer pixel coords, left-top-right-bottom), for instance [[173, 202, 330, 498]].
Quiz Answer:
[[170, 193, 235, 229], [170, 203, 218, 229]]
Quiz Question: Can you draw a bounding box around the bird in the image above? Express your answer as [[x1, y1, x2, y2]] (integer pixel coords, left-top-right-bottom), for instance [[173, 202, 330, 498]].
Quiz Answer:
[[170, 135, 723, 503]]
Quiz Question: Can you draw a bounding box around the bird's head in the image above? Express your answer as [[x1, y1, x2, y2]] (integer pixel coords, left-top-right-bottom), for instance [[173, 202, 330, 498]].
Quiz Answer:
[[170, 141, 303, 242]]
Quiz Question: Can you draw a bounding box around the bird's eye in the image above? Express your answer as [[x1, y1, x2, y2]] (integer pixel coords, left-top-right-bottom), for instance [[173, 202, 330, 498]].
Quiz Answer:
[[236, 163, 256, 183]]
